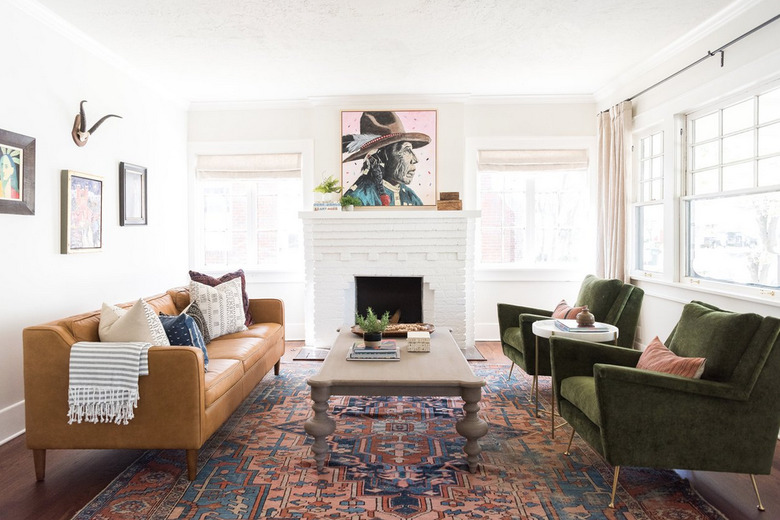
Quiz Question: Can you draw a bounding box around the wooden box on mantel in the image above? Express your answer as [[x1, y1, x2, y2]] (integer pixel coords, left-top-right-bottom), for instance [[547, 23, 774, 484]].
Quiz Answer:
[[437, 191, 462, 210], [436, 200, 462, 210]]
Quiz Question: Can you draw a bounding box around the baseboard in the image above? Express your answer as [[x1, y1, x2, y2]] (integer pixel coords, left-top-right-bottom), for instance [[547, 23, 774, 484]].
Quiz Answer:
[[284, 322, 305, 341], [475, 322, 500, 342], [0, 400, 25, 446]]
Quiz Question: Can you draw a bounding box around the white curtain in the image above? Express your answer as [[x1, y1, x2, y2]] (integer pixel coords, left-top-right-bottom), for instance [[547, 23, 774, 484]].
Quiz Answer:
[[596, 101, 632, 281]]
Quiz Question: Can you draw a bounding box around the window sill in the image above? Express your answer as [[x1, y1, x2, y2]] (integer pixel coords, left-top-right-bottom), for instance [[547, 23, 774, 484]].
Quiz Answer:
[[629, 276, 779, 308], [475, 267, 589, 282]]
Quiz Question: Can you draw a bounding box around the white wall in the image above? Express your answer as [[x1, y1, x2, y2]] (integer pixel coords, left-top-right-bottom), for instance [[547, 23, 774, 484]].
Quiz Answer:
[[188, 98, 598, 343], [0, 1, 189, 443]]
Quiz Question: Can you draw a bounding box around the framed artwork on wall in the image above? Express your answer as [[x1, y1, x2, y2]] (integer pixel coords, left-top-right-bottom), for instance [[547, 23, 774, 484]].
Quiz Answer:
[[341, 110, 437, 207], [61, 170, 103, 254], [0, 128, 36, 215], [119, 162, 147, 225]]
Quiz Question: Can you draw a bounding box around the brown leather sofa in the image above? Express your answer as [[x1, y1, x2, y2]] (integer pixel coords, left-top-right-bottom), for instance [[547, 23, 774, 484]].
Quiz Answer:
[[22, 287, 285, 481]]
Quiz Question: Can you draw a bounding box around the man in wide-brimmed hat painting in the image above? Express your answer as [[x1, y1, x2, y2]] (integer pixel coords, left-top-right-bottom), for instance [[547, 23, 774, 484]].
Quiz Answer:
[[341, 111, 431, 206]]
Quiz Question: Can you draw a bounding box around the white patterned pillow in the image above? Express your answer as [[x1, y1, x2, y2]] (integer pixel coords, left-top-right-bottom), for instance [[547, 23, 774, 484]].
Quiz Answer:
[[189, 278, 247, 339], [99, 298, 171, 345]]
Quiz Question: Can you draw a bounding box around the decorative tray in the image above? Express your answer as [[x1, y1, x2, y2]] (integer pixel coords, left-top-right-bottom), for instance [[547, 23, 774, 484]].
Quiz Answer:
[[351, 323, 435, 337]]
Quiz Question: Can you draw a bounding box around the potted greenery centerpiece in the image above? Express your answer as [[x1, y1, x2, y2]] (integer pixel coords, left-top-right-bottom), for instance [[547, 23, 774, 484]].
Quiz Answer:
[[340, 194, 362, 211], [313, 174, 342, 203], [355, 307, 390, 348]]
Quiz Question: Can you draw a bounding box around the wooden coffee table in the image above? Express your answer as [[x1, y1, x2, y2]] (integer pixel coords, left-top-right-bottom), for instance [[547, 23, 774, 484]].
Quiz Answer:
[[304, 327, 488, 473]]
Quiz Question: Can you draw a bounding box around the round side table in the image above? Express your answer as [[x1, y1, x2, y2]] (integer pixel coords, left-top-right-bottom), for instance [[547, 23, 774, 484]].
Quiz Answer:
[[531, 319, 619, 437]]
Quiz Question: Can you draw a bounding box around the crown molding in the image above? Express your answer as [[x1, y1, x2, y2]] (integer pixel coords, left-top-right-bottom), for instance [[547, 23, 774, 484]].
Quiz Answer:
[[11, 0, 187, 108], [594, 0, 768, 104], [465, 94, 595, 105]]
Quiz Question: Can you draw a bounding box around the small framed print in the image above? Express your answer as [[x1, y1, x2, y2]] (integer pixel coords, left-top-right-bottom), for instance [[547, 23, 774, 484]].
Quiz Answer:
[[0, 128, 35, 215], [119, 162, 147, 226], [61, 170, 103, 254]]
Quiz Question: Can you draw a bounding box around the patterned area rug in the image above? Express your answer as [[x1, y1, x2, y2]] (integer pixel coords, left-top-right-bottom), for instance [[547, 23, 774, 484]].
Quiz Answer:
[[74, 363, 725, 519]]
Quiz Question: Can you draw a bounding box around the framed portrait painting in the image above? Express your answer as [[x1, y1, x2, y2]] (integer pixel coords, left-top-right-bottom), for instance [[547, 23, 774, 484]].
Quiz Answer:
[[0, 128, 35, 215], [61, 170, 103, 254], [341, 110, 437, 207], [119, 162, 147, 225]]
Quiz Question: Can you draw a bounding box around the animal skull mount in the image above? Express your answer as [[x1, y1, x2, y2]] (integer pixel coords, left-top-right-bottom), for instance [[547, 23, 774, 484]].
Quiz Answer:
[[71, 100, 122, 147]]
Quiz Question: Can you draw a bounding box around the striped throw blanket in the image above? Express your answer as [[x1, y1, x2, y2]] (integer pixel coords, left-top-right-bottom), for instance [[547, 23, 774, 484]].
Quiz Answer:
[[68, 341, 151, 425]]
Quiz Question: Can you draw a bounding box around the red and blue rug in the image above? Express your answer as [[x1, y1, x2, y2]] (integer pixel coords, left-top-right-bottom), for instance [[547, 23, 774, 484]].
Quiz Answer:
[[74, 362, 724, 519]]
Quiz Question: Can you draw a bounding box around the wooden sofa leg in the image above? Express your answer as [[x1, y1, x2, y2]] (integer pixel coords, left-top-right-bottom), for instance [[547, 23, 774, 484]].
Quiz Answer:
[[186, 449, 198, 480], [274, 359, 281, 375], [33, 449, 46, 481]]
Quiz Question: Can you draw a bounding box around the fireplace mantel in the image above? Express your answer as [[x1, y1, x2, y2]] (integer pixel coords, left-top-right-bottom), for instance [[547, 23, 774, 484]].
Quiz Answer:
[[300, 210, 480, 348]]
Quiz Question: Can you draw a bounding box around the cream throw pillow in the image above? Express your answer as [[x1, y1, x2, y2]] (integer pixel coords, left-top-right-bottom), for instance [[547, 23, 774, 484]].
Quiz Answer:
[[189, 278, 247, 340], [99, 298, 171, 345]]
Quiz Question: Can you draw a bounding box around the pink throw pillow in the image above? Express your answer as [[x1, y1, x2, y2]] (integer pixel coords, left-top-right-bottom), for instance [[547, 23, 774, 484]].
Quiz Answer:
[[552, 300, 584, 319], [637, 336, 706, 379]]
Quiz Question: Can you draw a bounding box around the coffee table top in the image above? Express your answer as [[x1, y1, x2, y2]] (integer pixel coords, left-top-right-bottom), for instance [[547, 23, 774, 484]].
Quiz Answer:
[[308, 326, 484, 389]]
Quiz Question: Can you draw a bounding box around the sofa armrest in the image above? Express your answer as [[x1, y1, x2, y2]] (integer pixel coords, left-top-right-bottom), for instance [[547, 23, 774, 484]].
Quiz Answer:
[[249, 298, 285, 326], [23, 325, 206, 449]]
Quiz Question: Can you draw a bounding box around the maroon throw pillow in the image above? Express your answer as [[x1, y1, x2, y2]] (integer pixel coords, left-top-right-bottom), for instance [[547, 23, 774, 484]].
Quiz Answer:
[[552, 300, 584, 319], [189, 269, 252, 326]]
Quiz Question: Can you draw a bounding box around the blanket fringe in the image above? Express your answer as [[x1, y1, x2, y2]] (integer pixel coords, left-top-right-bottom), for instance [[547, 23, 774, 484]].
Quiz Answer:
[[67, 386, 140, 425]]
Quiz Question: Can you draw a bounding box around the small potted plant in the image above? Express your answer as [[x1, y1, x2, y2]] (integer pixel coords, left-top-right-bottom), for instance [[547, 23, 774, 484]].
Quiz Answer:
[[313, 174, 341, 203], [340, 194, 362, 211], [355, 307, 390, 348]]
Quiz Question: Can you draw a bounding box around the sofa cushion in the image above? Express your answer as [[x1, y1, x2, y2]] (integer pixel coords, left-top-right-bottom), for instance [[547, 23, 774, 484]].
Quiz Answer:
[[667, 301, 762, 382], [189, 279, 247, 340], [203, 358, 244, 407], [575, 275, 623, 322], [219, 322, 284, 347], [207, 337, 268, 372], [159, 313, 209, 371], [637, 336, 705, 379], [99, 299, 170, 345], [560, 376, 600, 426], [190, 269, 253, 326]]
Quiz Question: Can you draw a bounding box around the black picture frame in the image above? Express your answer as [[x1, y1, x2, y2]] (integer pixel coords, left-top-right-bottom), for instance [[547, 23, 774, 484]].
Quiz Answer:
[[0, 128, 36, 215], [119, 162, 147, 226]]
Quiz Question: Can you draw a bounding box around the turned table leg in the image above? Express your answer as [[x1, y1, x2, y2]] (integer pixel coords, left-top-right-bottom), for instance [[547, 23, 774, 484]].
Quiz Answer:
[[304, 385, 335, 472], [456, 386, 489, 473]]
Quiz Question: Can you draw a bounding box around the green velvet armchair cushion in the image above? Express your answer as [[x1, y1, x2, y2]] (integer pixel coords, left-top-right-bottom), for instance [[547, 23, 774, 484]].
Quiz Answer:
[[666, 301, 762, 382], [574, 275, 623, 322]]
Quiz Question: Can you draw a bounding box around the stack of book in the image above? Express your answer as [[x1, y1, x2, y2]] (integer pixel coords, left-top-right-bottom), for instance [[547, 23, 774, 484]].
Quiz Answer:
[[313, 202, 340, 212], [347, 340, 400, 361], [554, 319, 610, 332]]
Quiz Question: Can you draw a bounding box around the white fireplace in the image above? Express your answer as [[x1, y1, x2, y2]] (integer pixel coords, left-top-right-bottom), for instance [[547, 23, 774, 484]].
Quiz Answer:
[[300, 210, 480, 349]]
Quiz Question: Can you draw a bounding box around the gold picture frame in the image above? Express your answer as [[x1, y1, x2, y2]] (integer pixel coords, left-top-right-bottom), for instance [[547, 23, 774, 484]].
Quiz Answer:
[[61, 170, 103, 254]]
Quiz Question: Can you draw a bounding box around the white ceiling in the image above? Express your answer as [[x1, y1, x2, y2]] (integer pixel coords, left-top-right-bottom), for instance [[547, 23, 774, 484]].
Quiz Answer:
[[36, 0, 740, 104]]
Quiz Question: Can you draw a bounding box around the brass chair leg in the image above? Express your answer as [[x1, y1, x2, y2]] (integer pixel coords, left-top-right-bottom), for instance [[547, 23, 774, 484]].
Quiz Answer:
[[508, 362, 515, 381], [609, 466, 620, 508], [750, 474, 766, 512], [563, 428, 575, 456]]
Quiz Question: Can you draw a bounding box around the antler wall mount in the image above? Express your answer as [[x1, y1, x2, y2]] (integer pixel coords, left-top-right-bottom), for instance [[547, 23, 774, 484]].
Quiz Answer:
[[71, 100, 122, 147]]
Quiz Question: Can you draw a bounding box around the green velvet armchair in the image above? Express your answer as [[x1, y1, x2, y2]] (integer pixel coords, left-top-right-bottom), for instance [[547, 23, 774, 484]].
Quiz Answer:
[[496, 275, 644, 382], [550, 300, 780, 510]]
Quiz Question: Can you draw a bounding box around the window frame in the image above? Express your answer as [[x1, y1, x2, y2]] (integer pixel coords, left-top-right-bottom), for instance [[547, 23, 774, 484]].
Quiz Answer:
[[188, 140, 313, 279], [466, 136, 597, 281], [632, 129, 667, 279], [678, 83, 780, 296]]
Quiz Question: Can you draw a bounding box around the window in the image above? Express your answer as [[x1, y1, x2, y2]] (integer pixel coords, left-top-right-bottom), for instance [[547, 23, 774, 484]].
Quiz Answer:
[[195, 153, 303, 270], [478, 149, 590, 267], [635, 132, 664, 273], [684, 86, 780, 289]]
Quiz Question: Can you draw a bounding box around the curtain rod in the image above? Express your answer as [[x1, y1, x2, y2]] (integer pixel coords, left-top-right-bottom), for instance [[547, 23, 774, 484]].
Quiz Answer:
[[601, 13, 780, 111]]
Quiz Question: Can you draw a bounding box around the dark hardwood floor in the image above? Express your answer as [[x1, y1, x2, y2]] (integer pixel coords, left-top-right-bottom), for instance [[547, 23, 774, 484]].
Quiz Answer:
[[1, 341, 778, 519]]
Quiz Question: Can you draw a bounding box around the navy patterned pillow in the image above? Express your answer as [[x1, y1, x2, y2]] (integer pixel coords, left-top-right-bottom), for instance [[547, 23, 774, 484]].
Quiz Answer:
[[159, 313, 209, 371]]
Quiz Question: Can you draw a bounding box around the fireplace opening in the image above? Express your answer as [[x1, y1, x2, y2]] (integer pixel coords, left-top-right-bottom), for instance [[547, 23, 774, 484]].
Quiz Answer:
[[355, 276, 423, 324]]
